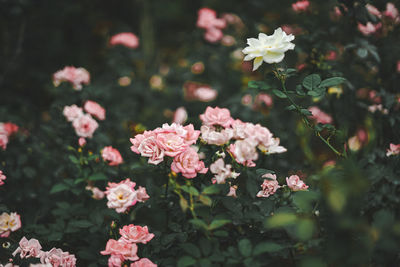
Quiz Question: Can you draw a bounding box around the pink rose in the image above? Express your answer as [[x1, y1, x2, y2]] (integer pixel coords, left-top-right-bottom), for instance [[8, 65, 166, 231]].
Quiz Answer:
[[156, 133, 188, 157], [200, 125, 233, 146], [130, 132, 165, 165], [245, 123, 273, 147], [258, 137, 287, 155], [72, 114, 99, 138], [40, 248, 76, 267], [130, 258, 157, 267], [254, 93, 273, 109], [100, 239, 139, 262], [0, 170, 5, 186], [366, 4, 381, 18], [136, 186, 150, 203], [286, 175, 309, 191], [108, 255, 124, 267], [110, 33, 139, 49], [53, 66, 90, 90], [357, 22, 382, 36], [0, 133, 8, 150], [63, 105, 83, 122], [210, 158, 239, 184], [204, 27, 224, 43], [325, 51, 337, 61], [384, 3, 399, 23], [308, 106, 333, 124], [105, 179, 137, 213], [227, 186, 237, 198], [199, 106, 233, 128], [173, 107, 188, 125], [0, 212, 21, 237], [397, 61, 400, 73], [3, 122, 19, 136], [196, 8, 226, 30], [84, 100, 106, 121], [86, 186, 105, 200], [78, 137, 86, 147], [119, 224, 155, 244], [386, 143, 400, 157], [257, 174, 280, 198], [292, 0, 310, 12], [12, 237, 43, 259], [171, 147, 208, 178], [102, 146, 123, 166], [229, 140, 258, 167], [182, 124, 200, 145], [183, 82, 217, 102]]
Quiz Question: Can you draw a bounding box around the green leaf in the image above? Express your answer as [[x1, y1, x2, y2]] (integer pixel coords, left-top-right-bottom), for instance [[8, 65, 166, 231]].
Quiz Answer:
[[214, 230, 229, 237], [74, 178, 86, 184], [199, 195, 212, 206], [181, 243, 201, 258], [208, 219, 231, 230], [296, 219, 315, 241], [50, 183, 69, 194], [253, 242, 284, 255], [202, 185, 220, 195], [68, 155, 79, 164], [88, 173, 107, 181], [319, 77, 346, 88], [238, 239, 252, 257], [296, 85, 306, 96], [272, 89, 287, 98], [69, 220, 93, 228], [248, 81, 271, 90], [199, 238, 212, 256], [181, 185, 199, 196], [189, 219, 208, 230], [300, 109, 312, 116], [266, 213, 297, 228], [302, 74, 321, 90], [286, 105, 296, 111], [177, 256, 196, 267]]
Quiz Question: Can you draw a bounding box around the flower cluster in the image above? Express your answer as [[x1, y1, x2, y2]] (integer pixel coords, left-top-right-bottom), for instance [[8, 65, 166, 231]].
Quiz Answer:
[[0, 170, 6, 186], [0, 122, 19, 150], [358, 3, 399, 36], [101, 224, 156, 267], [105, 178, 149, 213], [110, 32, 139, 49], [199, 107, 286, 167], [130, 123, 208, 178], [209, 158, 240, 184], [102, 146, 124, 166], [63, 100, 106, 139], [196, 8, 226, 43], [0, 212, 21, 238], [12, 236, 76, 266], [257, 173, 308, 198], [53, 66, 90, 90]]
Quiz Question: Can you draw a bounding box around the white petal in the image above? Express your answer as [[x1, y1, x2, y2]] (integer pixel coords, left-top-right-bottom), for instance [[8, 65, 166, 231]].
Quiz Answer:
[[252, 57, 263, 71]]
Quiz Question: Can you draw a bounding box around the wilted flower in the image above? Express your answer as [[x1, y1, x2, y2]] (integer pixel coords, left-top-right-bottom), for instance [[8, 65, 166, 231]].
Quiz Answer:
[[242, 28, 295, 70], [286, 175, 308, 191], [257, 173, 280, 198]]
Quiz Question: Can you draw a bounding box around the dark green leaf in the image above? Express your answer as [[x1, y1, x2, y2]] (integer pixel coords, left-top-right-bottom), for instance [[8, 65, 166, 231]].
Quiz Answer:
[[181, 243, 201, 258], [208, 219, 231, 230], [253, 242, 284, 255], [177, 256, 196, 267], [319, 77, 346, 88], [303, 74, 321, 90], [272, 89, 287, 98], [238, 239, 252, 257], [88, 173, 108, 181], [50, 183, 69, 194], [181, 185, 199, 196]]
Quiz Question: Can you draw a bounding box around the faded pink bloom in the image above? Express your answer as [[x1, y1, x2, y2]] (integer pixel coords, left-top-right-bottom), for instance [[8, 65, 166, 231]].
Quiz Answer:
[[101, 239, 139, 261], [200, 125, 233, 146], [171, 147, 208, 178], [102, 146, 123, 166], [325, 51, 337, 61], [197, 8, 226, 30], [119, 224, 155, 244], [130, 132, 165, 165], [259, 137, 287, 154], [384, 3, 400, 23], [227, 186, 237, 198], [257, 173, 280, 198], [108, 255, 123, 267], [53, 66, 90, 90], [29, 264, 52, 267], [136, 186, 150, 203], [357, 22, 382, 36], [368, 104, 388, 114], [12, 237, 42, 259], [366, 4, 381, 18], [245, 123, 274, 147], [229, 139, 258, 167], [292, 0, 310, 12], [40, 248, 76, 267], [254, 93, 273, 109], [221, 35, 235, 46], [110, 33, 139, 49], [0, 133, 8, 150], [130, 258, 157, 267], [281, 24, 303, 35], [200, 106, 233, 128], [308, 106, 333, 124], [204, 28, 224, 43], [173, 107, 188, 125], [86, 186, 105, 200], [241, 94, 252, 106], [3, 122, 19, 136], [0, 212, 21, 238], [368, 90, 382, 104], [386, 143, 400, 156], [182, 124, 200, 145], [63, 105, 83, 122], [105, 179, 137, 213], [193, 87, 218, 102], [286, 175, 308, 191], [78, 137, 86, 147], [210, 158, 239, 184], [84, 100, 106, 121], [72, 114, 99, 138], [0, 170, 5, 186]]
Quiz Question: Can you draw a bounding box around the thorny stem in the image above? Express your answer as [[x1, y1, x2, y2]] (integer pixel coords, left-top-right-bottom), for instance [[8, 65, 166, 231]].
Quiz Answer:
[[276, 71, 346, 158]]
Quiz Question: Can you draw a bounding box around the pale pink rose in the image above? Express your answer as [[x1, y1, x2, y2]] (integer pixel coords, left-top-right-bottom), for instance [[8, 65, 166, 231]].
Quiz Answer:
[[197, 8, 226, 30], [199, 106, 233, 128], [136, 186, 150, 202], [230, 119, 248, 139], [110, 33, 139, 49], [86, 186, 105, 200], [384, 3, 400, 23], [78, 137, 86, 147], [130, 132, 165, 165], [200, 125, 233, 146], [0, 212, 21, 237], [193, 87, 218, 102], [108, 255, 123, 267], [182, 124, 200, 145], [245, 123, 274, 147], [130, 258, 157, 267], [102, 146, 123, 166], [40, 248, 76, 267], [105, 179, 137, 213], [257, 173, 280, 198], [0, 133, 8, 150], [119, 224, 155, 244], [156, 133, 188, 157], [227, 186, 237, 198], [12, 237, 42, 258], [292, 0, 310, 12], [171, 147, 208, 178], [63, 105, 83, 122], [0, 170, 5, 186], [154, 123, 187, 136], [29, 264, 52, 267], [210, 158, 239, 184], [241, 94, 252, 106], [72, 114, 99, 138], [357, 22, 382, 36], [100, 239, 139, 262], [204, 28, 224, 43], [286, 175, 309, 191], [53, 66, 90, 90], [3, 122, 19, 136], [254, 93, 273, 109], [258, 137, 287, 154], [366, 4, 381, 18], [229, 139, 258, 167], [386, 143, 400, 156], [173, 107, 188, 125], [84, 100, 106, 121], [308, 106, 333, 124]]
